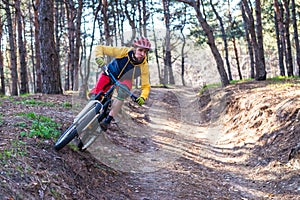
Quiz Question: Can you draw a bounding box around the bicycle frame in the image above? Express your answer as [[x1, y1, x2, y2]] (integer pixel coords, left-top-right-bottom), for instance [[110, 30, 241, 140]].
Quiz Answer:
[[54, 66, 138, 151], [74, 84, 117, 150]]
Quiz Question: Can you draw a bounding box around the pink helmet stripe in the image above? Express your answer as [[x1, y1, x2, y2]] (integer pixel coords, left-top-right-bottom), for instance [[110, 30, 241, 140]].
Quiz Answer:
[[133, 36, 151, 50]]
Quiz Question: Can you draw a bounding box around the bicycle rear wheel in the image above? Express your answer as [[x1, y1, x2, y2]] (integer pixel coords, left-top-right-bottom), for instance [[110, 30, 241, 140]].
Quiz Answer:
[[78, 129, 101, 151], [54, 124, 78, 151], [77, 116, 103, 151]]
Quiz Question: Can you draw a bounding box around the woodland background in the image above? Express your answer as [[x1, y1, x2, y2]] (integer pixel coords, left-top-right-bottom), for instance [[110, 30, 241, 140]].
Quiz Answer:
[[1, 1, 300, 198], [0, 0, 299, 96]]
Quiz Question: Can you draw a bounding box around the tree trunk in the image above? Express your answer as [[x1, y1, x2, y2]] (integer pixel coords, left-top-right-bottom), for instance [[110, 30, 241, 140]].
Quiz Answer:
[[274, 0, 288, 76], [124, 0, 137, 44], [142, 0, 147, 37], [181, 27, 186, 86], [137, 0, 143, 36], [242, 0, 266, 81], [16, 0, 29, 94], [255, 0, 267, 80], [150, 0, 163, 84], [33, 0, 42, 93], [179, 0, 229, 87], [117, 0, 125, 45], [65, 0, 75, 90], [73, 0, 83, 91], [29, 1, 36, 93], [0, 17, 5, 95], [274, 1, 285, 76], [4, 2, 18, 95], [102, 0, 112, 45], [233, 37, 242, 80], [291, 0, 300, 75], [282, 0, 293, 76], [38, 0, 62, 94], [55, 0, 64, 91], [210, 0, 232, 81], [79, 1, 101, 99], [240, 3, 255, 79], [162, 0, 175, 85], [180, 7, 187, 86]]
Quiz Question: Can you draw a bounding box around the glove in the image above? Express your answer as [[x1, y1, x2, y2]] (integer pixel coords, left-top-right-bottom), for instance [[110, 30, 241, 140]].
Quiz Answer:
[[95, 57, 105, 67], [136, 97, 145, 106]]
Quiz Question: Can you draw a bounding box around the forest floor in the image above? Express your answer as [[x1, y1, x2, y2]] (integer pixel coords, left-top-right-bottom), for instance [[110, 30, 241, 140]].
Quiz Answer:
[[1, 79, 300, 200]]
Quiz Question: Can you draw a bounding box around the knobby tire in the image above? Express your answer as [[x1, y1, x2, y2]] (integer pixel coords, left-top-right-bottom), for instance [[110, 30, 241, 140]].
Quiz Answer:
[[54, 124, 78, 151]]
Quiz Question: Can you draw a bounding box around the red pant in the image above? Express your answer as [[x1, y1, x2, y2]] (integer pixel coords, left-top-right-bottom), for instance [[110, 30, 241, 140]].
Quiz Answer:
[[90, 73, 132, 95]]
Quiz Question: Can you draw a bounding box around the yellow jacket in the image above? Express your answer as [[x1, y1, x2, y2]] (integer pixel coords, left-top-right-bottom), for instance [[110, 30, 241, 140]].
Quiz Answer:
[[94, 45, 150, 99]]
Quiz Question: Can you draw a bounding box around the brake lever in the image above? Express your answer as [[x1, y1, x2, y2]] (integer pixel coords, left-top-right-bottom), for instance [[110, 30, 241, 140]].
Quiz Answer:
[[130, 94, 138, 102]]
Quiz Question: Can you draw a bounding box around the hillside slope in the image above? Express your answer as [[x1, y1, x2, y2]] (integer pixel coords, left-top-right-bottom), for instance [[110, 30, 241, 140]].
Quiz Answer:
[[0, 79, 300, 199]]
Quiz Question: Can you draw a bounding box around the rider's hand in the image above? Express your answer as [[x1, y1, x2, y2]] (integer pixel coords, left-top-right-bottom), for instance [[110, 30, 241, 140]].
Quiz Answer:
[[136, 97, 145, 106], [95, 57, 105, 67]]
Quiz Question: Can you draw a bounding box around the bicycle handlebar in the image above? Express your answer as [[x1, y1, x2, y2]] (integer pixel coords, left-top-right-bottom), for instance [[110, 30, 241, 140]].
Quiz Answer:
[[102, 66, 138, 102]]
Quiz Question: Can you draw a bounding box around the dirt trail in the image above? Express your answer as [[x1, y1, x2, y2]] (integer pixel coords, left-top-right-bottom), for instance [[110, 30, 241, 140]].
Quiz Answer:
[[129, 87, 233, 199], [113, 87, 215, 199], [1, 82, 300, 199], [87, 85, 300, 200]]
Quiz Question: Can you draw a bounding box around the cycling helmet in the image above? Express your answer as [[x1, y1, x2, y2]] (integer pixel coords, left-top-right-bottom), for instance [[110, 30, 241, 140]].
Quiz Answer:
[[133, 36, 152, 50]]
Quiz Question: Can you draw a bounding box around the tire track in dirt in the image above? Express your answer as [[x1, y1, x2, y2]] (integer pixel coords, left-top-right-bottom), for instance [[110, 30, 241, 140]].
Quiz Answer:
[[88, 86, 297, 199], [121, 87, 209, 200], [116, 87, 229, 200], [118, 86, 271, 200]]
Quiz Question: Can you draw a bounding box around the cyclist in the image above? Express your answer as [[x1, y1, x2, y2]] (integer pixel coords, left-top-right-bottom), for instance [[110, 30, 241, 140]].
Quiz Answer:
[[89, 36, 152, 131]]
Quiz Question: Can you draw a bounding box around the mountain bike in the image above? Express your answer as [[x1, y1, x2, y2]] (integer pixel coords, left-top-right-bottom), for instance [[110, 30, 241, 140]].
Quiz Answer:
[[54, 66, 138, 151]]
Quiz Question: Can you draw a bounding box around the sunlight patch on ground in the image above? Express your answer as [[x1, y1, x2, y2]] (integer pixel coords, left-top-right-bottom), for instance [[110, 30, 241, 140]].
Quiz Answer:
[[89, 132, 179, 173]]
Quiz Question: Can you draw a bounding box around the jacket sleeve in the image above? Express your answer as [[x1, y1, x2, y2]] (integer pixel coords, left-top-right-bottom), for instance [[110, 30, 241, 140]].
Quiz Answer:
[[94, 46, 130, 58], [139, 61, 151, 100]]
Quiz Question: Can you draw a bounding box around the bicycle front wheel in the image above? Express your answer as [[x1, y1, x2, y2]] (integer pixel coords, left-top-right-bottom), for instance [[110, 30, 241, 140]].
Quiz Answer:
[[54, 124, 78, 151]]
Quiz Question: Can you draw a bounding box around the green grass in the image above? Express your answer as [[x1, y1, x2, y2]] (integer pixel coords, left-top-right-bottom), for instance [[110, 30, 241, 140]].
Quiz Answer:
[[230, 78, 253, 84], [13, 121, 27, 128], [15, 99, 56, 107], [18, 112, 61, 139], [198, 76, 300, 95], [0, 113, 3, 126], [266, 76, 300, 89], [61, 102, 72, 108], [14, 98, 73, 108], [267, 75, 299, 81], [198, 83, 222, 95], [0, 140, 28, 163], [20, 93, 30, 97]]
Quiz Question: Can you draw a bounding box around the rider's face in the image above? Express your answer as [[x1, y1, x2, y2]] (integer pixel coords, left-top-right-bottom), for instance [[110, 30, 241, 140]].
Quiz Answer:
[[134, 47, 148, 62]]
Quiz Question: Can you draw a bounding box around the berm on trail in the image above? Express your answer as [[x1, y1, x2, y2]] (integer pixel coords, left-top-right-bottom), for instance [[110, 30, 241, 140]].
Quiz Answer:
[[1, 79, 300, 199]]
